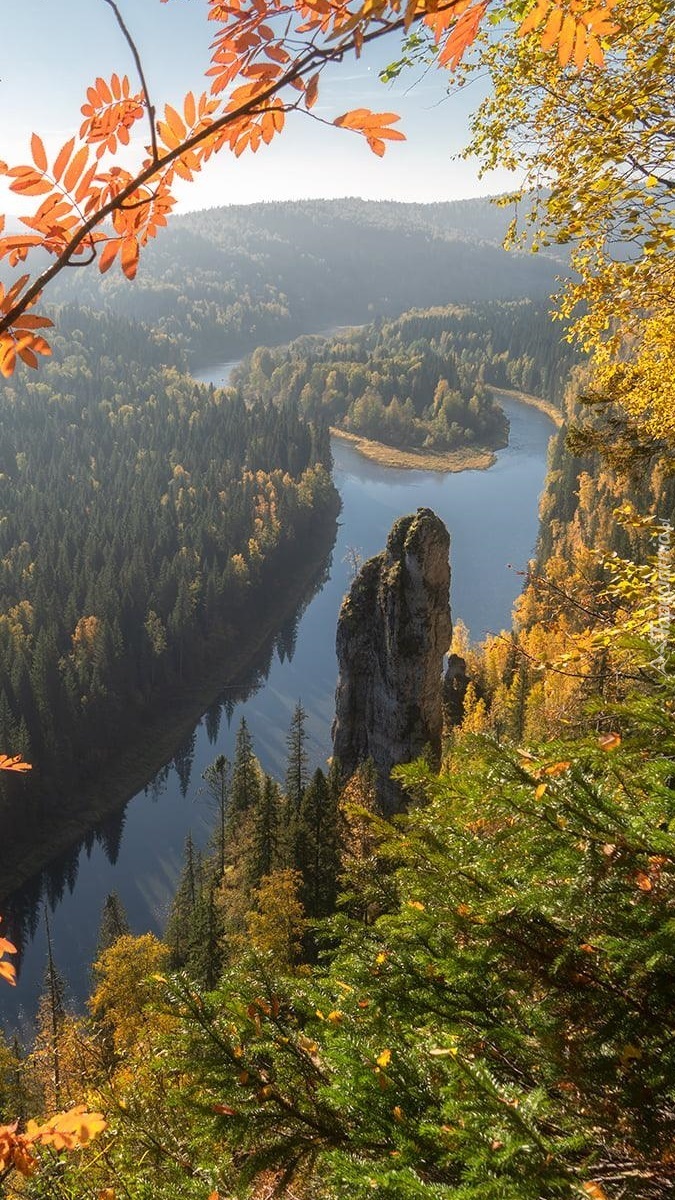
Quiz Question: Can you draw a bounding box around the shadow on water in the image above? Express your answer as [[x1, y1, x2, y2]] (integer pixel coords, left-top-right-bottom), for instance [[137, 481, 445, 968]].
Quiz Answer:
[[1, 537, 335, 1035], [1, 392, 554, 1035]]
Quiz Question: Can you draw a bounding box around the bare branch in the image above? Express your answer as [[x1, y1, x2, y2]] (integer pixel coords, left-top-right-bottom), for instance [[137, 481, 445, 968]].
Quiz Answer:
[[102, 0, 159, 163], [0, 1, 463, 336]]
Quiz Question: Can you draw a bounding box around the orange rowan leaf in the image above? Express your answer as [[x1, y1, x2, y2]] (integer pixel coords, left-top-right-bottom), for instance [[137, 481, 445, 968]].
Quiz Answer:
[[53, 137, 76, 184], [25, 334, 52, 356], [164, 104, 187, 142], [334, 110, 404, 140], [242, 62, 283, 80], [2, 273, 30, 308], [0, 339, 17, 378], [0, 919, 17, 987], [121, 237, 140, 280], [18, 344, 39, 369], [75, 163, 99, 205], [541, 4, 564, 51], [64, 145, 90, 194], [438, 2, 488, 69], [94, 76, 112, 105], [557, 12, 576, 64], [265, 41, 290, 63], [543, 760, 572, 776], [184, 91, 197, 127], [9, 174, 53, 197], [518, 0, 549, 37], [0, 235, 43, 266], [305, 73, 320, 110], [585, 33, 606, 65], [0, 753, 32, 771], [0, 958, 17, 985], [31, 133, 48, 173], [98, 238, 121, 274], [573, 22, 588, 67]]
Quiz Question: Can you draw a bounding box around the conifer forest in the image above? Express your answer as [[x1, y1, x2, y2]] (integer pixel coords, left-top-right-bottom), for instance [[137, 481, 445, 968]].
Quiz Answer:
[[0, 1, 673, 1199]]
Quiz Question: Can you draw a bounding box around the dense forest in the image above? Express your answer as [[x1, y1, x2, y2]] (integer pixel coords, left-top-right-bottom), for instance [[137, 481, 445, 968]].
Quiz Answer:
[[34, 199, 563, 361], [0, 305, 338, 876], [235, 300, 578, 453], [0, 206, 578, 885], [1, 0, 674, 1193], [0, 205, 671, 1200], [1, 656, 672, 1200]]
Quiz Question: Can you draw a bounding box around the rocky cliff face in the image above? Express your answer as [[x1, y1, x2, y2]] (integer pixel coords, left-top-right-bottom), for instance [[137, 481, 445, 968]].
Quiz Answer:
[[332, 508, 452, 812]]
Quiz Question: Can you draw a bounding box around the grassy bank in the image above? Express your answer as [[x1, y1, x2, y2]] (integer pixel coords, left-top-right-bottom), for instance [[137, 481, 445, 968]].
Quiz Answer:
[[331, 386, 560, 475], [0, 507, 339, 902], [331, 427, 496, 472]]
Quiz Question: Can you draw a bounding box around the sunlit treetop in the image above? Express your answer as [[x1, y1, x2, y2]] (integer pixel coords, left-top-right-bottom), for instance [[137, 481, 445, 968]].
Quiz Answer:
[[456, 0, 675, 443], [0, 0, 623, 376]]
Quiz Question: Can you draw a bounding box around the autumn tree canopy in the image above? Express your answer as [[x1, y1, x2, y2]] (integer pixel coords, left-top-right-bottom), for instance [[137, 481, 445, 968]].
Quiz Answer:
[[460, 0, 675, 444], [0, 0, 624, 376]]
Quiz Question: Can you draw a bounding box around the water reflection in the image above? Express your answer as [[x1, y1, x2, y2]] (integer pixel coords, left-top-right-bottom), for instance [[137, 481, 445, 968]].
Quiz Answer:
[[1, 393, 554, 1033], [0, 533, 337, 1034]]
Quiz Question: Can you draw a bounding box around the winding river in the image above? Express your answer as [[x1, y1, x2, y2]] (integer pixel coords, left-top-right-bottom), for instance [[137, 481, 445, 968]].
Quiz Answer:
[[1, 363, 555, 1033]]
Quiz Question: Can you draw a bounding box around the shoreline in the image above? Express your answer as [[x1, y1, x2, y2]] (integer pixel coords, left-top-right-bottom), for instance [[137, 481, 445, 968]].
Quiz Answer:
[[0, 384, 558, 902], [330, 427, 497, 473], [0, 510, 338, 903], [494, 386, 563, 427], [330, 384, 560, 474]]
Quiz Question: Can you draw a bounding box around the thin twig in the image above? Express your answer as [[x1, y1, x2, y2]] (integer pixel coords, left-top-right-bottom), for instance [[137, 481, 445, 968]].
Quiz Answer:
[[102, 0, 159, 163], [0, 0, 465, 334]]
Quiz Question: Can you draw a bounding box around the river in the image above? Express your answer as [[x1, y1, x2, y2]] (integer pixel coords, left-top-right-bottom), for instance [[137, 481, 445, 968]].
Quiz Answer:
[[0, 365, 554, 1034]]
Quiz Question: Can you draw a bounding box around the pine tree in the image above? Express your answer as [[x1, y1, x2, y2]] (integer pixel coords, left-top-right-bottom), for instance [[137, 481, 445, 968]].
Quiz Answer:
[[296, 767, 341, 918], [28, 910, 67, 1111], [228, 718, 262, 831], [202, 754, 230, 879], [187, 881, 222, 990], [285, 700, 309, 811], [166, 833, 198, 968], [250, 773, 281, 887], [96, 892, 131, 960]]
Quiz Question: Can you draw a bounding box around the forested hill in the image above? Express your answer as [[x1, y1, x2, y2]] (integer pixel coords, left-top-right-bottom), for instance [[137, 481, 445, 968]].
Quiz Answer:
[[234, 300, 579, 454], [0, 305, 338, 882], [40, 198, 562, 361]]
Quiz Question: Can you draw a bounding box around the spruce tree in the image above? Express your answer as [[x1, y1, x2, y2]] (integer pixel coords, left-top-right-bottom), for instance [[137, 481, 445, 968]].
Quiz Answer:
[[202, 754, 230, 879], [166, 832, 198, 968], [228, 718, 262, 831], [250, 774, 281, 886], [284, 700, 309, 811], [296, 767, 341, 917], [95, 892, 130, 960]]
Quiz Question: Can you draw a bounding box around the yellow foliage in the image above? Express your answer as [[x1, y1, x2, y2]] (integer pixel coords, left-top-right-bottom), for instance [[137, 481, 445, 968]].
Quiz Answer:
[[90, 934, 170, 1054], [245, 869, 307, 967]]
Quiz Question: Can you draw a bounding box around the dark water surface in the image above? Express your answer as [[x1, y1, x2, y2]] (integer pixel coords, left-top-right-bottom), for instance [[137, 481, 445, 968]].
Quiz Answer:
[[1, 382, 553, 1033]]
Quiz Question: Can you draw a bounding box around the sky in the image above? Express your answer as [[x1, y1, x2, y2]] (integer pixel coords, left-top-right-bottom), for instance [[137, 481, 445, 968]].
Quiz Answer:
[[0, 0, 514, 214]]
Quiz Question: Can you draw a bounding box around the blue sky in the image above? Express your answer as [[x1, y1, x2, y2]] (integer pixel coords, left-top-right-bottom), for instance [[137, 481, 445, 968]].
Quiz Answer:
[[1, 0, 514, 213]]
